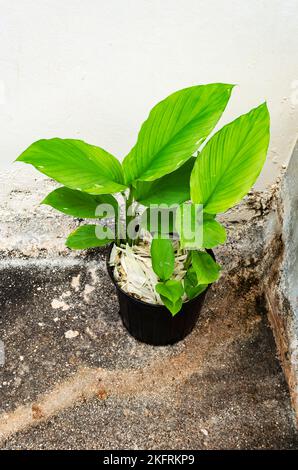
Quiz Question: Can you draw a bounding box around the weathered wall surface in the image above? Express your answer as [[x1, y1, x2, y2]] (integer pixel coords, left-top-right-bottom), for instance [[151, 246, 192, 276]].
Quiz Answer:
[[263, 143, 298, 423], [281, 144, 298, 329], [1, 0, 298, 189]]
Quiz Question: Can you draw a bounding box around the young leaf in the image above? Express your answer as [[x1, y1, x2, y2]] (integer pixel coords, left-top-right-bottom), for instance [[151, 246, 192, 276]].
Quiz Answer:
[[66, 224, 114, 250], [42, 187, 118, 219], [190, 103, 270, 213], [192, 251, 221, 284], [175, 202, 203, 249], [134, 157, 195, 206], [175, 204, 226, 249], [123, 84, 234, 184], [155, 280, 184, 303], [150, 238, 175, 281], [17, 138, 126, 195], [184, 267, 208, 300], [202, 214, 226, 248], [159, 295, 183, 316]]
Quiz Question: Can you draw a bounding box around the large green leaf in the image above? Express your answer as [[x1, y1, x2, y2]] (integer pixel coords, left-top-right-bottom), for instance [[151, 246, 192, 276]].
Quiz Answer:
[[17, 138, 126, 194], [42, 187, 119, 219], [190, 103, 270, 213], [192, 251, 221, 284], [134, 157, 195, 206], [123, 84, 234, 184], [150, 238, 175, 281], [66, 224, 114, 249]]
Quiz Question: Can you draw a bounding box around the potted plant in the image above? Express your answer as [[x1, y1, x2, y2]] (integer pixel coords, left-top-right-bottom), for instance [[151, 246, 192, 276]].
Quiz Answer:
[[16, 83, 270, 345]]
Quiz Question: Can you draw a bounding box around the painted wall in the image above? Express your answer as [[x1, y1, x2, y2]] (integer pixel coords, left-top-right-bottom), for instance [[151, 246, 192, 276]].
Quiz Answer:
[[0, 0, 298, 188]]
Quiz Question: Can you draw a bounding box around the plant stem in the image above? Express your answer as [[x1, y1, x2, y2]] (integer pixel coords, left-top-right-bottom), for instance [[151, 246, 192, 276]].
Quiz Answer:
[[114, 199, 120, 246], [125, 187, 134, 246]]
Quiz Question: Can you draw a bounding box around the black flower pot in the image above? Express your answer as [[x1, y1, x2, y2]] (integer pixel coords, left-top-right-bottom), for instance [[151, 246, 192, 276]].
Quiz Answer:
[[106, 244, 212, 346]]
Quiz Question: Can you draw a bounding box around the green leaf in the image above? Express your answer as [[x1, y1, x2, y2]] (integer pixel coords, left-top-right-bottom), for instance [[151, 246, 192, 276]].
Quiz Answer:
[[202, 214, 226, 248], [150, 238, 175, 281], [155, 280, 184, 303], [175, 205, 226, 249], [123, 83, 234, 184], [66, 224, 114, 250], [184, 267, 208, 300], [190, 103, 270, 213], [134, 157, 195, 206], [155, 279, 184, 315], [160, 295, 183, 316], [42, 187, 119, 219], [192, 251, 221, 284], [17, 138, 126, 195], [175, 203, 203, 249]]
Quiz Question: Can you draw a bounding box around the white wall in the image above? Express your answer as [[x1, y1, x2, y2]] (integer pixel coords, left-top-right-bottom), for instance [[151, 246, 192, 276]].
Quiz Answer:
[[1, 0, 298, 188]]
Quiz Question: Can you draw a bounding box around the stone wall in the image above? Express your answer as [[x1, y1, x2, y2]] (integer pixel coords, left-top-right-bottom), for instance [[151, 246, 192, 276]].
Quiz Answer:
[[263, 143, 298, 424]]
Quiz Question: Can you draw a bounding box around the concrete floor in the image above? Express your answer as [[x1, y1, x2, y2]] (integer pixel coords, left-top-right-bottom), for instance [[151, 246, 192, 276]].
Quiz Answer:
[[0, 248, 297, 449]]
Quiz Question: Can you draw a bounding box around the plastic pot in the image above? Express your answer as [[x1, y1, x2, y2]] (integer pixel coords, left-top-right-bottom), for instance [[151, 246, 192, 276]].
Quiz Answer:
[[106, 243, 213, 346]]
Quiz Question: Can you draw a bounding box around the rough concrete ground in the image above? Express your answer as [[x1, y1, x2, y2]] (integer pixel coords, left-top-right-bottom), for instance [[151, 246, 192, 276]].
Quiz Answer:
[[0, 173, 297, 449], [0, 249, 297, 449]]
